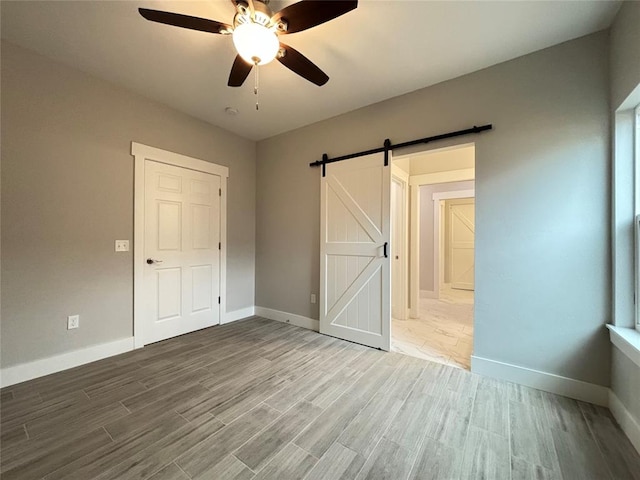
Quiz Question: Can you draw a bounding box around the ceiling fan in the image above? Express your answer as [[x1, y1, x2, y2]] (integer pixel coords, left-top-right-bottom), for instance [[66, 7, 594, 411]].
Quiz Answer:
[[139, 0, 358, 88]]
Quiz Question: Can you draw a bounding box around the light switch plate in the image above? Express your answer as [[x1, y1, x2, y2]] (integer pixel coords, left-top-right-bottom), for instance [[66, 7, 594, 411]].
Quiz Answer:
[[115, 240, 129, 252]]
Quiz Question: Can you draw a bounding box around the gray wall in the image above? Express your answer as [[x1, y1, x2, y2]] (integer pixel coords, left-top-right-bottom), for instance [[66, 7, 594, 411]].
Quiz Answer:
[[610, 1, 640, 110], [1, 42, 256, 368], [256, 32, 611, 386], [419, 181, 475, 292]]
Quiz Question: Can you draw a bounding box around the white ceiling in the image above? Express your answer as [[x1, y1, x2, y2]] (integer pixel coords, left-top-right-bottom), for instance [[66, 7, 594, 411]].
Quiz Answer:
[[1, 0, 620, 141]]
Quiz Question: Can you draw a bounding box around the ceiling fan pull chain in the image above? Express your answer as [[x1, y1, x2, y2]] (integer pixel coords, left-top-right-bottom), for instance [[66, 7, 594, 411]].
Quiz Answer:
[[254, 61, 259, 111]]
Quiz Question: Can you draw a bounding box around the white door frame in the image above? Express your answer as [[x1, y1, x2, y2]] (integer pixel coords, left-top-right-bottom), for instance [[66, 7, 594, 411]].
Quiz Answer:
[[391, 165, 409, 320], [132, 142, 229, 349], [433, 190, 475, 298], [408, 169, 475, 318]]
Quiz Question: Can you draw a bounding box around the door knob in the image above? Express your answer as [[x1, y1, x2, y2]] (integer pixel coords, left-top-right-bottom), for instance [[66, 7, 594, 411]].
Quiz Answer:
[[146, 258, 163, 265]]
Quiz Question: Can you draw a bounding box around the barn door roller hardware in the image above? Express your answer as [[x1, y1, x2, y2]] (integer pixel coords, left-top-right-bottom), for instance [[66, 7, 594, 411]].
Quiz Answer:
[[310, 124, 493, 176]]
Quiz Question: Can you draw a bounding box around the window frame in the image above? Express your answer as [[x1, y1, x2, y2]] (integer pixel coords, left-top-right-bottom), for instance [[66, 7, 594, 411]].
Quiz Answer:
[[635, 105, 640, 332]]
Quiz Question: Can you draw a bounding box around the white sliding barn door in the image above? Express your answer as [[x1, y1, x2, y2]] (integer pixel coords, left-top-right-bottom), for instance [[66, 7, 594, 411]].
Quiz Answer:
[[144, 160, 221, 344], [448, 198, 475, 291], [320, 152, 391, 350]]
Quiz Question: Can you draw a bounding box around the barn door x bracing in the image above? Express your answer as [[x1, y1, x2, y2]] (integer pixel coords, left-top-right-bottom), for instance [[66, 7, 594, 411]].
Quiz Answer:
[[449, 198, 475, 291], [320, 152, 391, 350]]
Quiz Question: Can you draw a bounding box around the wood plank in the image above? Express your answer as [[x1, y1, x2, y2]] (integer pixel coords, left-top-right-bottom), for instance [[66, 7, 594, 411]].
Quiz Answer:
[[120, 370, 211, 412], [43, 412, 188, 480], [511, 456, 560, 480], [1, 428, 113, 480], [94, 415, 226, 480], [148, 463, 191, 480], [235, 400, 323, 471], [337, 358, 423, 458], [355, 438, 415, 480], [304, 367, 362, 409], [304, 442, 365, 480], [294, 363, 396, 458], [458, 425, 510, 480], [409, 437, 461, 480], [176, 404, 281, 478], [509, 399, 560, 472], [264, 369, 329, 412], [579, 401, 640, 480], [424, 389, 474, 447], [550, 424, 611, 480], [192, 455, 254, 480], [210, 374, 290, 424], [0, 424, 28, 449], [0, 389, 14, 402], [384, 388, 436, 452], [470, 377, 509, 438], [253, 443, 317, 480], [26, 401, 129, 440]]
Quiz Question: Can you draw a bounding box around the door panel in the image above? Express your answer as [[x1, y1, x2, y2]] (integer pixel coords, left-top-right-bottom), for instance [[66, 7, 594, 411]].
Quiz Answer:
[[320, 153, 391, 350], [144, 160, 221, 344], [448, 198, 475, 291]]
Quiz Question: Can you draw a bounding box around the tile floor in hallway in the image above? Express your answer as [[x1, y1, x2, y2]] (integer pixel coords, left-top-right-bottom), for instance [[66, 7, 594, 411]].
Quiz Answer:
[[392, 285, 474, 369]]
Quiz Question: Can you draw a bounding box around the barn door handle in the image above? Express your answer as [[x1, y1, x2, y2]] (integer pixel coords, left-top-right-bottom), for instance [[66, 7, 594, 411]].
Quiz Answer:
[[383, 242, 388, 258]]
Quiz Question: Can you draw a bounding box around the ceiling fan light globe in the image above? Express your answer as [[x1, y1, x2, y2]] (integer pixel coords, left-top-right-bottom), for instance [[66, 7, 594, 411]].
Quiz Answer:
[[232, 23, 279, 65]]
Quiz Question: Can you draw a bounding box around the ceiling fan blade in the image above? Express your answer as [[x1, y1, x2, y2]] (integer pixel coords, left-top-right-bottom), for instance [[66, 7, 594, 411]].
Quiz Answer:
[[138, 8, 232, 34], [228, 55, 253, 87], [272, 0, 357, 34], [277, 43, 329, 86]]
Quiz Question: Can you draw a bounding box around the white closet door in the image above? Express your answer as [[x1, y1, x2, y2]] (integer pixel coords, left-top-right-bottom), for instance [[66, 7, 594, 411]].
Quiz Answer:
[[144, 160, 221, 344], [320, 152, 391, 350]]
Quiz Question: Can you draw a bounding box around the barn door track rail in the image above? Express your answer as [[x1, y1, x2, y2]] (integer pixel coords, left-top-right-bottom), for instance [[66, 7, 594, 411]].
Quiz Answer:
[[310, 124, 493, 176]]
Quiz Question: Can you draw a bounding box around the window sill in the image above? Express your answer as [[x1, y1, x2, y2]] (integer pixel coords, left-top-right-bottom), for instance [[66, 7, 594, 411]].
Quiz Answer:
[[607, 324, 640, 369]]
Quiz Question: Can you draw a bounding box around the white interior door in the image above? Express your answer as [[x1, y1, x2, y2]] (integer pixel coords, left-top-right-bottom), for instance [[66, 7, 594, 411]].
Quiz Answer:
[[144, 160, 221, 344], [320, 152, 391, 350], [391, 177, 406, 319], [448, 198, 475, 291]]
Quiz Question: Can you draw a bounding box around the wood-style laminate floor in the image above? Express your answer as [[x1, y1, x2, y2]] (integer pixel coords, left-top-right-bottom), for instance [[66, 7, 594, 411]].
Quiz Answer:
[[1, 317, 639, 480]]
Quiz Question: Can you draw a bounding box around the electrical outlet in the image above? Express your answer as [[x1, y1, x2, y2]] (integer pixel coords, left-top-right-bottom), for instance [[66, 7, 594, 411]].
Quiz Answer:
[[67, 315, 79, 330], [310, 293, 317, 304], [115, 240, 129, 252]]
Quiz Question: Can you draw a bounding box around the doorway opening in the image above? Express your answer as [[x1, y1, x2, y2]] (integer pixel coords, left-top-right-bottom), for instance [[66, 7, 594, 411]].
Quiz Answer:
[[390, 143, 475, 369]]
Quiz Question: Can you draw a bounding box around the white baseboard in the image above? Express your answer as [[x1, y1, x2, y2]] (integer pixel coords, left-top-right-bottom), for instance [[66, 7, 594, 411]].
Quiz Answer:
[[255, 306, 319, 332], [0, 337, 135, 388], [609, 390, 640, 455], [471, 355, 609, 406], [223, 306, 255, 325]]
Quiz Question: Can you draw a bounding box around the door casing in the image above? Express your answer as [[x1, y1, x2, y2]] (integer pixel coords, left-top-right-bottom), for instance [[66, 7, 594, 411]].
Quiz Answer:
[[132, 142, 229, 348]]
